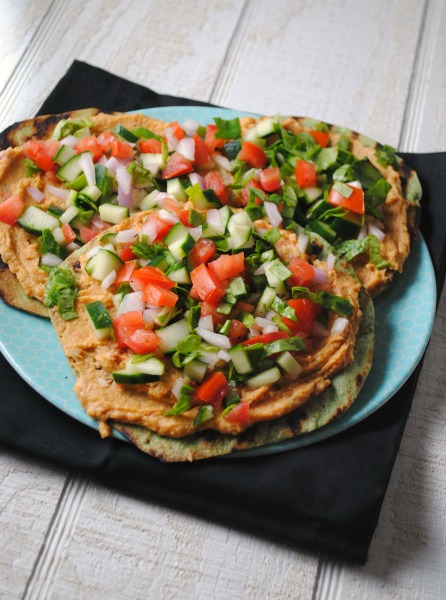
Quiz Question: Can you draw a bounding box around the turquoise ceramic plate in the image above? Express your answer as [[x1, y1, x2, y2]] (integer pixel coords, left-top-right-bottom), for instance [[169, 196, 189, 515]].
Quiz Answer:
[[0, 106, 437, 456]]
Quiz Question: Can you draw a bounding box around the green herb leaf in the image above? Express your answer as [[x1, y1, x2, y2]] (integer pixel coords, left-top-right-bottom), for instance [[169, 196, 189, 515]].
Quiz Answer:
[[376, 144, 396, 168], [335, 235, 390, 269], [165, 384, 195, 416], [23, 158, 42, 177], [214, 117, 242, 140], [43, 267, 78, 320], [364, 178, 391, 208], [39, 229, 64, 258], [291, 286, 353, 316]]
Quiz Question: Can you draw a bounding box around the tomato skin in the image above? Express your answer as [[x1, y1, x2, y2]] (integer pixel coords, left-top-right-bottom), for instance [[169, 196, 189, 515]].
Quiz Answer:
[[74, 136, 103, 161], [225, 400, 250, 424], [200, 301, 227, 327], [78, 224, 98, 243], [309, 130, 330, 147], [327, 184, 365, 215], [208, 252, 245, 282], [118, 243, 137, 262], [205, 124, 225, 153], [238, 141, 267, 168], [115, 261, 137, 286], [61, 223, 76, 243], [113, 311, 145, 348], [242, 331, 289, 346], [144, 283, 178, 307], [195, 371, 229, 408], [124, 329, 160, 354], [171, 121, 185, 140], [295, 160, 317, 188], [204, 171, 229, 205], [259, 167, 281, 192], [144, 211, 174, 242], [228, 319, 248, 345], [139, 138, 162, 153], [190, 264, 226, 304], [233, 301, 255, 313], [192, 133, 212, 168], [287, 258, 315, 288], [0, 195, 25, 225], [188, 238, 217, 268], [96, 132, 134, 159], [162, 152, 194, 180], [131, 265, 176, 289], [285, 299, 318, 336], [25, 140, 60, 171]]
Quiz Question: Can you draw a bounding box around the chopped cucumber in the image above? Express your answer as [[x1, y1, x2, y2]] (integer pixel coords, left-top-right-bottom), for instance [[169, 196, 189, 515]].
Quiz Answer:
[[56, 151, 90, 183], [112, 370, 160, 384], [99, 203, 130, 224], [255, 117, 276, 138], [80, 185, 102, 202], [140, 153, 165, 177], [113, 124, 139, 143], [85, 301, 113, 340], [89, 248, 124, 282], [166, 178, 187, 202], [254, 287, 277, 317], [164, 222, 196, 261], [228, 345, 253, 375], [128, 356, 165, 376], [183, 359, 208, 382], [276, 351, 303, 380], [53, 144, 76, 166], [18, 206, 59, 234], [167, 266, 191, 285], [246, 367, 281, 389], [156, 319, 190, 353], [59, 205, 79, 224], [138, 189, 160, 211]]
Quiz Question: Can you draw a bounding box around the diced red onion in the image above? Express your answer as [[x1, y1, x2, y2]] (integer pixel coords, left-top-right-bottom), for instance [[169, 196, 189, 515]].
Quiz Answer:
[[347, 180, 362, 189], [189, 172, 205, 190], [198, 315, 214, 332], [264, 309, 276, 320], [264, 201, 283, 227], [182, 119, 199, 136], [26, 186, 44, 202], [140, 219, 158, 243], [217, 349, 231, 363], [312, 266, 328, 286], [312, 321, 329, 337], [164, 127, 178, 151], [115, 229, 138, 244], [46, 184, 70, 201], [158, 209, 179, 224], [101, 269, 117, 290], [91, 214, 108, 230], [256, 226, 267, 236], [97, 155, 108, 166], [172, 377, 186, 399], [298, 233, 309, 254], [248, 327, 261, 338], [105, 156, 121, 175], [254, 263, 266, 275], [41, 253, 63, 267], [263, 324, 279, 334], [66, 242, 81, 253], [118, 185, 134, 209], [79, 153, 96, 186], [206, 208, 221, 227], [116, 165, 132, 194], [189, 225, 202, 240], [199, 353, 220, 368], [212, 152, 232, 171], [254, 316, 273, 329], [142, 307, 162, 324], [326, 252, 336, 271], [331, 317, 349, 335], [117, 291, 144, 315], [196, 327, 231, 349], [176, 137, 195, 161], [368, 223, 385, 241], [85, 245, 100, 259]]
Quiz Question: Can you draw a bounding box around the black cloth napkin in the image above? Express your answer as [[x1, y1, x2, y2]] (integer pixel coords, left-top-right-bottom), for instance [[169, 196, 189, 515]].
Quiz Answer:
[[1, 61, 445, 564]]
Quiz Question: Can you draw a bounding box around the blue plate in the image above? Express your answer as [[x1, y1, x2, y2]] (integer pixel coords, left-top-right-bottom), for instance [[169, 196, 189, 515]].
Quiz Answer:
[[0, 106, 437, 455]]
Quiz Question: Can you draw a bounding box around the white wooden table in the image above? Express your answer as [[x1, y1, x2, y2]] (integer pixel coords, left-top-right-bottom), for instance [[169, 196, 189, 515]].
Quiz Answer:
[[1, 1, 445, 597]]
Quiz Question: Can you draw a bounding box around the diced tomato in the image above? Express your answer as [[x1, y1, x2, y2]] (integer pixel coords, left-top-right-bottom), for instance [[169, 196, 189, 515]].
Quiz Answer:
[[309, 130, 330, 148], [144, 283, 178, 307], [74, 136, 103, 161], [115, 261, 138, 286], [192, 133, 212, 168], [287, 257, 315, 288], [188, 238, 217, 268], [242, 331, 289, 346], [171, 121, 185, 140], [124, 329, 160, 354], [78, 224, 98, 243], [190, 286, 201, 301], [179, 210, 192, 227], [190, 263, 226, 304], [295, 160, 317, 188], [90, 214, 111, 232], [118, 243, 137, 262], [139, 138, 162, 153], [195, 371, 229, 408], [200, 301, 227, 327], [238, 141, 267, 168], [327, 184, 365, 215], [144, 211, 174, 242], [0, 195, 24, 225], [286, 299, 318, 336], [113, 311, 145, 348], [162, 152, 194, 180], [228, 319, 248, 345], [97, 132, 134, 160], [204, 171, 228, 205], [25, 140, 60, 172], [225, 400, 250, 424], [61, 223, 76, 243], [204, 124, 225, 153], [259, 167, 281, 192], [131, 265, 176, 289], [246, 178, 262, 190], [233, 301, 255, 313], [208, 252, 245, 282]]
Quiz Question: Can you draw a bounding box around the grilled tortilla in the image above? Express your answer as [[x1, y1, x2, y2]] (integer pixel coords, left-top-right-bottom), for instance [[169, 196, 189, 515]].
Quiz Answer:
[[47, 209, 374, 462]]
